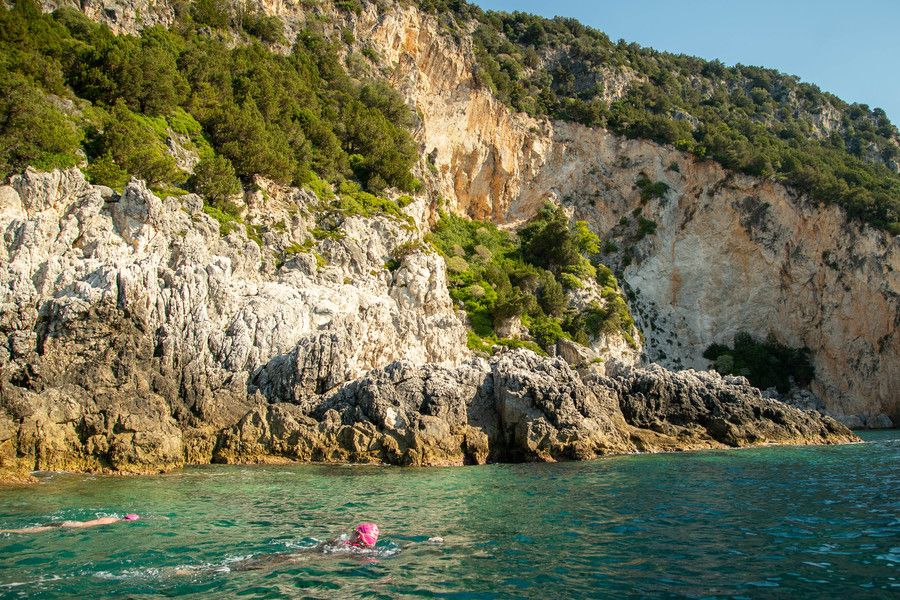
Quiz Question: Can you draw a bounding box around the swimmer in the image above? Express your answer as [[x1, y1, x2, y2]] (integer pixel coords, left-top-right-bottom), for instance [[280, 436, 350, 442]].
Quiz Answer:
[[346, 522, 379, 548], [225, 522, 384, 573], [0, 514, 140, 534]]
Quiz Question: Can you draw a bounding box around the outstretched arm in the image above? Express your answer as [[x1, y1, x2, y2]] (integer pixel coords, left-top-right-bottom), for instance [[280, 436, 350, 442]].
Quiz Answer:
[[0, 525, 58, 534], [61, 517, 122, 529], [1, 516, 127, 533]]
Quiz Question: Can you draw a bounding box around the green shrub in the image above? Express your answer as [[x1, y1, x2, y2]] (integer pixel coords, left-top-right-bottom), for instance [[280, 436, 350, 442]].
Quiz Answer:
[[498, 338, 545, 355], [563, 292, 636, 348], [166, 107, 214, 160], [191, 0, 231, 29], [386, 239, 422, 270], [572, 220, 600, 254], [537, 273, 566, 317], [430, 206, 636, 354], [240, 10, 284, 43], [190, 154, 241, 202], [0, 73, 82, 176], [703, 331, 814, 393], [527, 315, 568, 351], [329, 180, 412, 222], [335, 0, 363, 14], [636, 217, 658, 239], [596, 264, 617, 288], [466, 330, 494, 354], [85, 152, 129, 189], [636, 176, 670, 202], [560, 272, 583, 290], [302, 171, 335, 201], [519, 201, 586, 273], [95, 100, 186, 187], [203, 202, 243, 236], [208, 97, 297, 184], [447, 255, 470, 274]]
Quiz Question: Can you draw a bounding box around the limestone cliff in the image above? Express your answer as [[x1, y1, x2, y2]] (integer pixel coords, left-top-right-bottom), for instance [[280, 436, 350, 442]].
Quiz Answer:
[[0, 168, 467, 476], [0, 0, 884, 481], [0, 169, 854, 480], [337, 2, 898, 426]]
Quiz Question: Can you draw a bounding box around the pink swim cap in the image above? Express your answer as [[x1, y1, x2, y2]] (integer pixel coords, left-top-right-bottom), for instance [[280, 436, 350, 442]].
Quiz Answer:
[[123, 514, 140, 521], [353, 522, 379, 547]]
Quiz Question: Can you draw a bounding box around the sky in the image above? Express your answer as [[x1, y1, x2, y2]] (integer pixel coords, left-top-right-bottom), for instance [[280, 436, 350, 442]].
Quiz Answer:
[[471, 0, 900, 125]]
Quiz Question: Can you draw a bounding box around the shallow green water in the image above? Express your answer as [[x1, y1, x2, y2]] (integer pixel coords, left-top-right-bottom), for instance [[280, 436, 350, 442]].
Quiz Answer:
[[0, 431, 897, 598]]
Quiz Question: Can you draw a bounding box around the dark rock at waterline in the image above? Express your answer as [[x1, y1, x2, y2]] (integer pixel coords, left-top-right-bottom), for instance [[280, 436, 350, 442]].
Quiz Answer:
[[762, 386, 895, 430], [213, 350, 857, 468], [605, 364, 854, 449], [0, 343, 857, 479], [0, 170, 858, 480]]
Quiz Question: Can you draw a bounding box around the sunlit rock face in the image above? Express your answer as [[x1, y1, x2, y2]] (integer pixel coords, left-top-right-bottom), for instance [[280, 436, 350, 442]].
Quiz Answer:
[[0, 1, 890, 481], [0, 168, 466, 477]]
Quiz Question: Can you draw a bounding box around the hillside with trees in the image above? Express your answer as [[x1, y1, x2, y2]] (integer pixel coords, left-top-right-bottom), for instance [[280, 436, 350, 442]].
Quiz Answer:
[[418, 0, 900, 234], [0, 0, 418, 205]]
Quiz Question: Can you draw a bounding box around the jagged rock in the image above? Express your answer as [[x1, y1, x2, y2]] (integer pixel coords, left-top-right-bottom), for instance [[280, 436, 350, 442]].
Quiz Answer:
[[489, 350, 633, 461], [867, 414, 894, 429], [555, 338, 598, 368], [608, 364, 855, 449], [218, 358, 492, 466], [494, 316, 524, 339], [0, 168, 467, 479], [837, 415, 865, 429], [213, 350, 855, 468]]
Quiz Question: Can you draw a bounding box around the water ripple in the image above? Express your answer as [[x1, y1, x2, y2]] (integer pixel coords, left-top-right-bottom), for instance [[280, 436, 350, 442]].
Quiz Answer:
[[0, 431, 896, 597]]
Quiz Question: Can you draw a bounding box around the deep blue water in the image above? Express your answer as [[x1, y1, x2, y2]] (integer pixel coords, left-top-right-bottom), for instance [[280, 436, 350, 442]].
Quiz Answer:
[[0, 431, 897, 598]]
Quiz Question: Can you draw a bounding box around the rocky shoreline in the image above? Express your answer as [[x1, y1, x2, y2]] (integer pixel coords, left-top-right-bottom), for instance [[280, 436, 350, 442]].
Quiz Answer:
[[0, 169, 859, 482], [0, 0, 894, 482], [217, 349, 857, 468], [1, 347, 859, 483]]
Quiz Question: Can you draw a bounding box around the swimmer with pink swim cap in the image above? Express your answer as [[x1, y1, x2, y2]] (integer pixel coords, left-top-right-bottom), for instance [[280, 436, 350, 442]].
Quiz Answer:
[[0, 513, 140, 533], [348, 522, 380, 548]]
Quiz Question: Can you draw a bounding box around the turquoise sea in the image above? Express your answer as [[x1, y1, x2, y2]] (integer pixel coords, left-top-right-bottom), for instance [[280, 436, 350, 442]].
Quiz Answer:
[[0, 431, 897, 598]]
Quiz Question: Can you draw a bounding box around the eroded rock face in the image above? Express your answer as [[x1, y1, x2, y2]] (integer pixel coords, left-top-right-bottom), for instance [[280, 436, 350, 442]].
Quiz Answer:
[[606, 364, 854, 450], [355, 4, 898, 425], [0, 169, 856, 478], [37, 0, 898, 426], [213, 349, 856, 467], [0, 168, 466, 478]]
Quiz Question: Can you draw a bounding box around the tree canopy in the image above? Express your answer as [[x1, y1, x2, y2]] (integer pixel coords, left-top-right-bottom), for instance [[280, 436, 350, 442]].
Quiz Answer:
[[421, 1, 900, 234], [0, 0, 419, 196]]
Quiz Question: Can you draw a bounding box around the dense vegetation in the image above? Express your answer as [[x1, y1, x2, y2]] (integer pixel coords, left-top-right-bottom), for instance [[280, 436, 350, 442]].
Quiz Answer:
[[0, 0, 418, 207], [428, 202, 637, 354], [703, 332, 815, 393], [417, 1, 900, 234]]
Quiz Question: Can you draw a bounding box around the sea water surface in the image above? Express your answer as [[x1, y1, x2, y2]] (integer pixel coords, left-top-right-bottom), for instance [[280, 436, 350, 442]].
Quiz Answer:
[[0, 431, 897, 598]]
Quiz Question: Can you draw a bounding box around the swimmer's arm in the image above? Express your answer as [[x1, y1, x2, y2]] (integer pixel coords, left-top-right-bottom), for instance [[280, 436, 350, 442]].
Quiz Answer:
[[230, 552, 310, 572], [0, 526, 57, 534], [2, 517, 126, 533], [63, 517, 121, 528], [404, 536, 445, 546]]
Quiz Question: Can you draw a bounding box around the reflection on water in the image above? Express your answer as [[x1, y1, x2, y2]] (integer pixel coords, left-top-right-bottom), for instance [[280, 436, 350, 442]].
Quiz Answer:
[[0, 431, 897, 598]]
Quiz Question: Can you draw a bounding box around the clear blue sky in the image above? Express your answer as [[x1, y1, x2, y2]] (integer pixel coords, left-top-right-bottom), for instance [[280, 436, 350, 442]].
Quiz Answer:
[[471, 1, 900, 125]]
